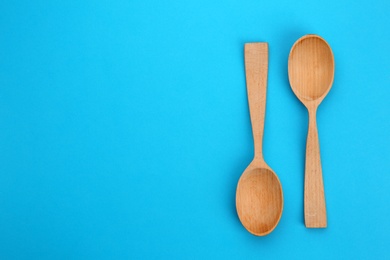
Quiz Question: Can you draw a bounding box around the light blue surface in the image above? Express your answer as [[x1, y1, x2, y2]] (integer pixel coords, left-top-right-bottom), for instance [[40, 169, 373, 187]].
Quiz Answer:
[[0, 0, 389, 259]]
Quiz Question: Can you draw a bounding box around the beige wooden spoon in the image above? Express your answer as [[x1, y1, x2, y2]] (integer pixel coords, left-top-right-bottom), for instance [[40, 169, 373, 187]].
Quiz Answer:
[[288, 35, 334, 228], [236, 43, 283, 236]]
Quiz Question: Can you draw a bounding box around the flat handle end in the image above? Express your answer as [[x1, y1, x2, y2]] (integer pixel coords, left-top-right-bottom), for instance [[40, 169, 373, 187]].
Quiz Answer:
[[245, 42, 268, 53]]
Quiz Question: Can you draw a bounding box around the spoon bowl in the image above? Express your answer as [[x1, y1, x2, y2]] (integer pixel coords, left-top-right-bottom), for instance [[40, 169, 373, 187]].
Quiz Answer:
[[236, 165, 283, 235], [289, 35, 334, 104]]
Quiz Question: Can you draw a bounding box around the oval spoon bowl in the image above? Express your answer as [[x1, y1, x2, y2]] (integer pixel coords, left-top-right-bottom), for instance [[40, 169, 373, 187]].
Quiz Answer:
[[288, 35, 334, 104], [236, 166, 283, 236]]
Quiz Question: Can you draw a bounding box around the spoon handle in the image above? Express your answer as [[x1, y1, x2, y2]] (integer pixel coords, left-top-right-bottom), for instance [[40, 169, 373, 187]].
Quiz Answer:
[[244, 43, 268, 162], [305, 108, 327, 228]]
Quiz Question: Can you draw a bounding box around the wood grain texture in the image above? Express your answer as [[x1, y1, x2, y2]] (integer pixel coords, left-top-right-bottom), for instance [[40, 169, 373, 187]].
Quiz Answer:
[[236, 43, 283, 236], [288, 35, 334, 228]]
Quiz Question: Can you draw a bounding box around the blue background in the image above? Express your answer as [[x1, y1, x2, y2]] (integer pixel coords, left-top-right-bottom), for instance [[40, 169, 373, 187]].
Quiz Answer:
[[0, 0, 389, 259]]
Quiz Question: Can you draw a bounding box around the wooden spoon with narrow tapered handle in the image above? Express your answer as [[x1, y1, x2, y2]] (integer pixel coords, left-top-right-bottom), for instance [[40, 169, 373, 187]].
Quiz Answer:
[[236, 43, 283, 236], [288, 35, 335, 228]]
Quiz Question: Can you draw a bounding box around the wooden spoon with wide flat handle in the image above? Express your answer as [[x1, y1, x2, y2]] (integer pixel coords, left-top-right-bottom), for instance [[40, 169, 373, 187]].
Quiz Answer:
[[288, 34, 335, 228], [236, 43, 283, 236]]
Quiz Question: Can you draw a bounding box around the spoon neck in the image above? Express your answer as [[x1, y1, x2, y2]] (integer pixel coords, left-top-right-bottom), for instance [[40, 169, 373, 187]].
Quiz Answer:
[[253, 153, 265, 164], [307, 107, 318, 130], [307, 105, 317, 119], [253, 139, 264, 160]]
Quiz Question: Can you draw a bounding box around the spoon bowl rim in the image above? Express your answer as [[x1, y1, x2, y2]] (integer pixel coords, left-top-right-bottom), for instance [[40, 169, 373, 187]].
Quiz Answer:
[[236, 163, 284, 236], [288, 34, 335, 106]]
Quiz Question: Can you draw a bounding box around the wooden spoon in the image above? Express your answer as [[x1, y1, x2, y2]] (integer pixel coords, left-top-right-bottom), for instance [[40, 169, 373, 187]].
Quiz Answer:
[[236, 43, 283, 236], [288, 35, 334, 228]]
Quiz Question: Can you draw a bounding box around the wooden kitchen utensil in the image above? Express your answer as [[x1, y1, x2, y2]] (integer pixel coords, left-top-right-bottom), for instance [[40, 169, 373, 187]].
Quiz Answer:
[[288, 34, 334, 228], [236, 43, 283, 236]]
